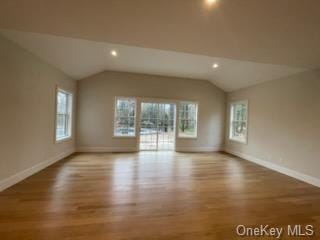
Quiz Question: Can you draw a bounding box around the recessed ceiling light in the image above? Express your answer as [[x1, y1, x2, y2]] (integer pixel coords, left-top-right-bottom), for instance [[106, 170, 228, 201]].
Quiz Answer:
[[206, 0, 217, 5], [213, 63, 219, 68], [111, 50, 118, 57]]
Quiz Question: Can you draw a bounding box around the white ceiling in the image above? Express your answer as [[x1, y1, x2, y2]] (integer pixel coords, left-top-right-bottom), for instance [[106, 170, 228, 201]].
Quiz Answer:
[[1, 30, 307, 92], [1, 0, 320, 68]]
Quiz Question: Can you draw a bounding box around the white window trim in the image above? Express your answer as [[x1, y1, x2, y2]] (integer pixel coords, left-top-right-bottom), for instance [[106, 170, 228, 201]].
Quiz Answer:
[[55, 88, 73, 143], [178, 101, 199, 139], [229, 100, 248, 144], [113, 96, 137, 138]]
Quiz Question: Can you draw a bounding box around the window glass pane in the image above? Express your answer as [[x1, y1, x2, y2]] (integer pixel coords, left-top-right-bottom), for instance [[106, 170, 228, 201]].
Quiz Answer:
[[179, 102, 197, 138], [230, 101, 248, 143], [129, 101, 135, 117], [57, 92, 67, 114], [179, 120, 197, 137], [114, 98, 136, 136], [232, 121, 247, 141], [56, 114, 67, 139], [56, 90, 72, 141], [233, 103, 247, 121]]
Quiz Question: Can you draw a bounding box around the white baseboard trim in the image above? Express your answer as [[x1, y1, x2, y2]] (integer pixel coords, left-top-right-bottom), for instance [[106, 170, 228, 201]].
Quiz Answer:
[[225, 148, 320, 188], [76, 146, 138, 153], [176, 146, 222, 152], [77, 146, 221, 153], [0, 148, 75, 192]]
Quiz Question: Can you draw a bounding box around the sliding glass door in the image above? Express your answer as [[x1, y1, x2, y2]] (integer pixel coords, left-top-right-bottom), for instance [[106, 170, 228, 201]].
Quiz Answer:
[[139, 102, 176, 151]]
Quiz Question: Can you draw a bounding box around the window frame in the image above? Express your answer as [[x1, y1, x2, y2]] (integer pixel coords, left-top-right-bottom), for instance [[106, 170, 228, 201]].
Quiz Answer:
[[113, 96, 137, 138], [178, 101, 199, 139], [229, 100, 248, 144], [55, 88, 73, 143]]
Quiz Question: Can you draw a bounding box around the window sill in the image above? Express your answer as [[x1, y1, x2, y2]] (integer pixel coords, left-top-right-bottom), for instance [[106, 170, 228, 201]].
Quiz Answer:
[[113, 135, 137, 139], [56, 136, 72, 143], [229, 138, 247, 145], [178, 136, 198, 139]]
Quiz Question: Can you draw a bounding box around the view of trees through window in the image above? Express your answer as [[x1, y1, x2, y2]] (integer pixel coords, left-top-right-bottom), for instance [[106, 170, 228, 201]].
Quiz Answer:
[[56, 90, 72, 141], [141, 103, 175, 133], [114, 98, 136, 136], [179, 102, 198, 138], [140, 103, 175, 150], [114, 98, 198, 143], [230, 101, 247, 143]]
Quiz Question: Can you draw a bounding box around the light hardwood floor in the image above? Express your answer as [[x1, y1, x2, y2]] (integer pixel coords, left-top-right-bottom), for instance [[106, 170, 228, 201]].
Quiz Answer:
[[0, 152, 319, 239]]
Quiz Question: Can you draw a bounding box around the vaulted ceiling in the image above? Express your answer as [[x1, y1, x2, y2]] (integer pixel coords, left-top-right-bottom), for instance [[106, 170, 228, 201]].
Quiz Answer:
[[1, 30, 306, 92], [0, 0, 319, 91]]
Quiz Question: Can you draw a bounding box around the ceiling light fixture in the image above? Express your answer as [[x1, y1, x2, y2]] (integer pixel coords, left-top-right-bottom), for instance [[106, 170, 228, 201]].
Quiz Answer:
[[111, 50, 118, 57], [206, 0, 217, 5], [213, 63, 219, 68]]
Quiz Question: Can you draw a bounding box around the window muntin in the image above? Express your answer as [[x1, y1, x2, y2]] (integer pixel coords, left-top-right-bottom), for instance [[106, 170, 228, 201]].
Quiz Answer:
[[178, 102, 198, 138], [229, 101, 248, 143], [56, 89, 73, 141], [114, 98, 136, 137]]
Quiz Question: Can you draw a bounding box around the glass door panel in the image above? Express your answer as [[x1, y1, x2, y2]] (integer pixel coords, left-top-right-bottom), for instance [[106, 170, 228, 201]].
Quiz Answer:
[[139, 102, 176, 151], [157, 103, 175, 150], [140, 103, 158, 150]]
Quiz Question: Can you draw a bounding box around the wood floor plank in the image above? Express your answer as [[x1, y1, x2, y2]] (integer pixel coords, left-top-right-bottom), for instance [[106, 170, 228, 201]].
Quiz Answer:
[[0, 152, 319, 239]]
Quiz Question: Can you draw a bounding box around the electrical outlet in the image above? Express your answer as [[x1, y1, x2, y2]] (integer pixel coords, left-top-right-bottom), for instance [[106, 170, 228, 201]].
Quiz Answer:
[[279, 157, 283, 163]]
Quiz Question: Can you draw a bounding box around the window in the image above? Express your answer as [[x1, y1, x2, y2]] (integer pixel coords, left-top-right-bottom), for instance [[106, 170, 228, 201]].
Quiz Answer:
[[56, 89, 73, 141], [178, 102, 198, 138], [229, 100, 248, 143], [114, 97, 136, 137]]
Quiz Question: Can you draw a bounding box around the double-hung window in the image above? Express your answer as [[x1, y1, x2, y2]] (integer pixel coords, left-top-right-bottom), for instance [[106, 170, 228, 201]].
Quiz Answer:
[[56, 89, 73, 142], [178, 102, 198, 138], [229, 100, 248, 143], [114, 97, 136, 137]]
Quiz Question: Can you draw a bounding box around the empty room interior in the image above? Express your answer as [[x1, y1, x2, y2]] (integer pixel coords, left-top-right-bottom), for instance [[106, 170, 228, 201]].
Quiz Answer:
[[0, 0, 320, 239]]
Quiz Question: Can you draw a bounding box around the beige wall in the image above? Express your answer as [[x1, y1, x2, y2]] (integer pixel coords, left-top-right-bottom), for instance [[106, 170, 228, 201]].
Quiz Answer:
[[0, 34, 76, 185], [76, 71, 226, 152], [225, 70, 320, 179]]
